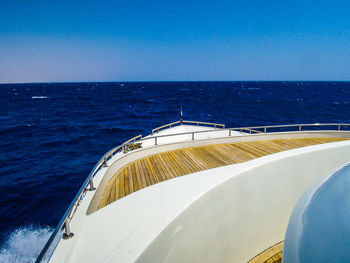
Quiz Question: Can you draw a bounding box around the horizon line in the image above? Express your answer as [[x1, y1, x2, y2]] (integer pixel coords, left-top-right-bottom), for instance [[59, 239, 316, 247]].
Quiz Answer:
[[1, 80, 350, 85]]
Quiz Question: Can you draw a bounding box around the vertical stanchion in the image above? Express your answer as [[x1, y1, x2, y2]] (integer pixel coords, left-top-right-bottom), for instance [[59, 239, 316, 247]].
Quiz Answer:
[[63, 219, 74, 239], [103, 156, 108, 167], [88, 176, 96, 191]]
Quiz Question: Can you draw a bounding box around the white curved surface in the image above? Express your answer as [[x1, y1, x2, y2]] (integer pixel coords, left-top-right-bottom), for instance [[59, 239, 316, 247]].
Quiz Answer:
[[134, 141, 350, 263], [49, 139, 350, 263], [283, 163, 350, 263]]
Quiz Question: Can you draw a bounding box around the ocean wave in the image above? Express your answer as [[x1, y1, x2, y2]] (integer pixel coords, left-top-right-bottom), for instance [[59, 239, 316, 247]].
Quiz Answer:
[[32, 96, 49, 99], [0, 226, 53, 263], [0, 124, 34, 135]]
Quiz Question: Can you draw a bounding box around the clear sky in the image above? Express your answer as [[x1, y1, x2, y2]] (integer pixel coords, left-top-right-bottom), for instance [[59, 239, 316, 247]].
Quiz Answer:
[[1, 0, 350, 82]]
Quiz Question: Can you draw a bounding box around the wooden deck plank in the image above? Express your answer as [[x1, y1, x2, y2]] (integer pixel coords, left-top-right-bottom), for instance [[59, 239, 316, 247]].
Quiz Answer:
[[146, 158, 159, 184], [98, 137, 347, 209], [140, 159, 152, 186], [157, 154, 176, 180], [131, 163, 139, 192], [118, 170, 125, 200]]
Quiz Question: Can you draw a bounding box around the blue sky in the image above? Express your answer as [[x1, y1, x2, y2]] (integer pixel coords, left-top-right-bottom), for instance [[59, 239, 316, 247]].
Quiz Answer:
[[1, 0, 350, 82]]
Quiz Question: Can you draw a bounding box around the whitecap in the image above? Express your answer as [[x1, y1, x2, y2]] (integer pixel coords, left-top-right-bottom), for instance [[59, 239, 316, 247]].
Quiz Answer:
[[0, 226, 53, 263], [32, 96, 49, 99]]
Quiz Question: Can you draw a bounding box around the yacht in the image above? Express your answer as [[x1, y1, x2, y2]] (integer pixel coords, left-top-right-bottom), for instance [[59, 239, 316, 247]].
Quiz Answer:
[[36, 120, 350, 263]]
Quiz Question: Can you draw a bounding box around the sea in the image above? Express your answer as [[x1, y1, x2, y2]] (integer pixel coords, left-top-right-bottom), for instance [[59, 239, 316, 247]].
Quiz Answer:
[[1, 81, 350, 262]]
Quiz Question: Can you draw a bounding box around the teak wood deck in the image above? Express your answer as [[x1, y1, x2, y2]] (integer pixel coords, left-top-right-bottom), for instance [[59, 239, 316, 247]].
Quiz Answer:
[[99, 138, 347, 209], [249, 241, 284, 263]]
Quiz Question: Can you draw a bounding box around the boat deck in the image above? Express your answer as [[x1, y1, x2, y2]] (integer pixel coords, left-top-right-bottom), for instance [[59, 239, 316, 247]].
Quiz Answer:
[[99, 137, 347, 209], [249, 242, 284, 263]]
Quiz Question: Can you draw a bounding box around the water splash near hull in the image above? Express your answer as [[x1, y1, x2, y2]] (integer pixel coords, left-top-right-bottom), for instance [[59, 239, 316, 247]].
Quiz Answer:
[[0, 226, 52, 263]]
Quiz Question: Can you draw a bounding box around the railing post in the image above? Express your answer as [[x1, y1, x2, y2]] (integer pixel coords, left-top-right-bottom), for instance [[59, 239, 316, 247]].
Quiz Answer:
[[192, 132, 194, 140], [102, 156, 108, 167], [299, 125, 302, 132], [229, 129, 232, 136], [155, 137, 157, 145], [63, 219, 74, 239], [264, 127, 267, 133], [88, 176, 96, 191], [214, 124, 216, 128], [338, 125, 341, 131]]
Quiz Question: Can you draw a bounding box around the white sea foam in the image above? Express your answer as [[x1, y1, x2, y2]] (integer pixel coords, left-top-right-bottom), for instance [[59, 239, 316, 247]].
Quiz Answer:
[[32, 96, 49, 99], [0, 226, 52, 263]]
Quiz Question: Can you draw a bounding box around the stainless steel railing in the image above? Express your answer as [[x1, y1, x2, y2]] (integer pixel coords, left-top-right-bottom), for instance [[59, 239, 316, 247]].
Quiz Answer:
[[35, 134, 142, 262], [151, 120, 181, 134], [130, 123, 350, 147], [151, 120, 225, 135], [36, 121, 350, 262]]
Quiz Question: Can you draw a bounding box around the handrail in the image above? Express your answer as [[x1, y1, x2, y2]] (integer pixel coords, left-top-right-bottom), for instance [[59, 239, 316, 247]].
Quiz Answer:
[[36, 121, 350, 262], [182, 120, 225, 128], [152, 121, 181, 135], [122, 134, 143, 146], [240, 128, 263, 134], [142, 123, 350, 147], [151, 120, 225, 135], [229, 123, 350, 134], [35, 134, 142, 263]]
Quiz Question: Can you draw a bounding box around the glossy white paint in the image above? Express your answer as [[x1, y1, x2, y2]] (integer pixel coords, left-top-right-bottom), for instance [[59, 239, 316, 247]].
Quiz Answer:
[[130, 141, 350, 263], [49, 137, 350, 262]]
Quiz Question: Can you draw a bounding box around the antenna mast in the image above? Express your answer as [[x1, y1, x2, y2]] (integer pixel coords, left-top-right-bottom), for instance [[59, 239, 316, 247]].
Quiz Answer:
[[180, 106, 183, 124]]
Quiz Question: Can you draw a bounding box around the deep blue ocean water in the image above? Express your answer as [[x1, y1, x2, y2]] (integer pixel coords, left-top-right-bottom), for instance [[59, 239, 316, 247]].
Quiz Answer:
[[1, 81, 350, 262]]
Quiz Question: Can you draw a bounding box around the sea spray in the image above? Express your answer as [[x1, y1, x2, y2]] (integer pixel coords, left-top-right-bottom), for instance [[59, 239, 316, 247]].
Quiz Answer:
[[0, 226, 52, 263], [31, 96, 49, 99]]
